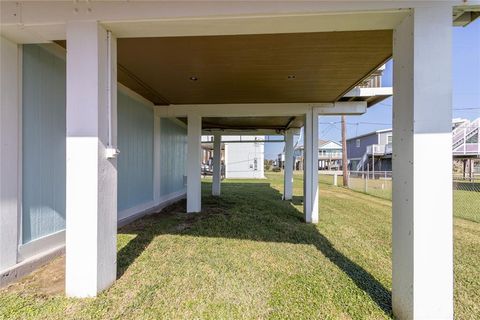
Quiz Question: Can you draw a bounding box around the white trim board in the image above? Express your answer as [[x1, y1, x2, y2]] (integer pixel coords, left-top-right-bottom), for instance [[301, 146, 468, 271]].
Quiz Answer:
[[17, 42, 23, 264], [0, 36, 21, 270], [17, 230, 65, 262], [153, 113, 161, 203], [0, 245, 65, 288], [118, 189, 186, 228]]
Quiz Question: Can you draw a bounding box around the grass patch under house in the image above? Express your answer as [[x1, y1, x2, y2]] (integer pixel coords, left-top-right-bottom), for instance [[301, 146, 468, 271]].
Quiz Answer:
[[1, 173, 479, 319]]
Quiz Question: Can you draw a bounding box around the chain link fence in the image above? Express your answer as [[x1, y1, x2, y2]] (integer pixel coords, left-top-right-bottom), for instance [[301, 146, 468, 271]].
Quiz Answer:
[[453, 173, 480, 222], [319, 171, 479, 223], [348, 171, 392, 200]]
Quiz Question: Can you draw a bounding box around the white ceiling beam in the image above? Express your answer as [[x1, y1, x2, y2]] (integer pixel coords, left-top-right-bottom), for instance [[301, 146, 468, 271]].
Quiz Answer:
[[103, 11, 405, 39], [156, 103, 324, 117], [343, 86, 393, 98], [155, 102, 367, 118], [2, 1, 473, 26], [1, 10, 407, 43], [202, 128, 301, 136], [0, 1, 453, 44], [202, 139, 283, 144], [3, 1, 477, 43], [314, 102, 368, 115], [0, 2, 406, 26]]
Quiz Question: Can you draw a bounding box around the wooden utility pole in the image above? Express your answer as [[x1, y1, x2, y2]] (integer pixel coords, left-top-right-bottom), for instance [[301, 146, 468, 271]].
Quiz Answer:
[[341, 115, 349, 187]]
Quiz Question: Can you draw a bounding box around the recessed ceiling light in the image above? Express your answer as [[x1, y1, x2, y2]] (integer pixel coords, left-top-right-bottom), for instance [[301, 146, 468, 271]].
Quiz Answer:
[[287, 75, 296, 80], [189, 76, 198, 81]]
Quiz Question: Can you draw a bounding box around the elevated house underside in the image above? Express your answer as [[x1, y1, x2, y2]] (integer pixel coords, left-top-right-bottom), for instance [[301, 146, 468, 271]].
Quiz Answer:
[[1, 2, 479, 319]]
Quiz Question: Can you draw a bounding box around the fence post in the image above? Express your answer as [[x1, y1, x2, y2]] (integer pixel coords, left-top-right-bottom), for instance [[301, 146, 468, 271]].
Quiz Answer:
[[469, 159, 474, 182], [333, 172, 338, 186], [364, 171, 368, 193]]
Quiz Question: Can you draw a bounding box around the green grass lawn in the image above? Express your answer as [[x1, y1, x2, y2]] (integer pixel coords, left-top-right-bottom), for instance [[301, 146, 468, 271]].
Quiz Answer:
[[1, 173, 479, 319]]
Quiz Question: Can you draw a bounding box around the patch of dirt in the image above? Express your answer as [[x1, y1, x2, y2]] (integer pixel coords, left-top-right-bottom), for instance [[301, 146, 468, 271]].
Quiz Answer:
[[2, 198, 232, 297], [175, 223, 191, 232], [159, 199, 188, 215], [120, 199, 188, 233], [2, 255, 65, 297]]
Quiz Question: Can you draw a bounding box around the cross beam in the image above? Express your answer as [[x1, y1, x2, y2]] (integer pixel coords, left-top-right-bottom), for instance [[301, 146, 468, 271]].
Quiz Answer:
[[202, 129, 300, 136], [154, 102, 367, 118]]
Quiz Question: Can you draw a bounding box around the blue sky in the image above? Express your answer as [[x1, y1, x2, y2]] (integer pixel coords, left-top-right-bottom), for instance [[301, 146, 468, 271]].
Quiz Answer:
[[264, 19, 480, 159]]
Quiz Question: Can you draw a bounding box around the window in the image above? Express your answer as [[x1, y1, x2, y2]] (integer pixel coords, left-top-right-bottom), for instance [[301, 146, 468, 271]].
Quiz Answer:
[[466, 133, 478, 144], [356, 139, 361, 148], [387, 135, 393, 144]]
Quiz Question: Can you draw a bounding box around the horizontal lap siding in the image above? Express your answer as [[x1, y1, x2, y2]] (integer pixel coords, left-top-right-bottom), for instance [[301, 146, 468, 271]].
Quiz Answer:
[[22, 45, 186, 241], [22, 45, 66, 244], [347, 134, 378, 159], [160, 119, 187, 196], [117, 92, 154, 214]]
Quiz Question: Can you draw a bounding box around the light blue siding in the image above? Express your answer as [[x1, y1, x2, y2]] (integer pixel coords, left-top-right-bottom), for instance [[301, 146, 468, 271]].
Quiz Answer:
[[22, 45, 66, 244], [160, 119, 187, 196], [21, 45, 187, 242], [117, 91, 154, 212]]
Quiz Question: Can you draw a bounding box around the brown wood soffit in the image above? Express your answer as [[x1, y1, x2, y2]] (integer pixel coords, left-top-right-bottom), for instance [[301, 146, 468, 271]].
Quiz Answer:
[[117, 30, 392, 105], [57, 30, 392, 106]]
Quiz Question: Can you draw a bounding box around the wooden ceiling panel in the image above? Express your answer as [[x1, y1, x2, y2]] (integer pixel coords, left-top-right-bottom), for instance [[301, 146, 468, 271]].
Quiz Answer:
[[117, 30, 392, 105]]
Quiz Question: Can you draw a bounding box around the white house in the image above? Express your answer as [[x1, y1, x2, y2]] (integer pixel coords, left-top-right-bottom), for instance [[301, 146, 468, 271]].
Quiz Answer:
[[202, 135, 265, 179], [1, 2, 478, 319], [288, 140, 344, 171]]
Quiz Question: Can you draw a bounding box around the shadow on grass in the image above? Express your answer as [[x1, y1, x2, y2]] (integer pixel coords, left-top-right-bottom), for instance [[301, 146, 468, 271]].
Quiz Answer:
[[117, 181, 392, 317], [291, 195, 303, 206]]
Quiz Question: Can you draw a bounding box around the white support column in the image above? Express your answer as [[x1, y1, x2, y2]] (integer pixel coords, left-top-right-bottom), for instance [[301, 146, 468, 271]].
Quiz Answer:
[[283, 130, 294, 200], [0, 36, 20, 271], [212, 133, 221, 196], [304, 108, 319, 223], [392, 6, 453, 320], [65, 21, 117, 297], [224, 144, 229, 179], [187, 114, 202, 212]]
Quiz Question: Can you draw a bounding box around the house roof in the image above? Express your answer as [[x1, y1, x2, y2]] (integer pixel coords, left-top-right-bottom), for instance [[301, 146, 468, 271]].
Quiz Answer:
[[346, 128, 392, 141], [295, 139, 342, 150]]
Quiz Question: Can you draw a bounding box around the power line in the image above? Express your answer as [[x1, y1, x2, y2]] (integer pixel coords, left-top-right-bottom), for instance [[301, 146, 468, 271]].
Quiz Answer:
[[372, 102, 480, 111], [351, 122, 391, 126], [378, 102, 392, 107], [320, 121, 391, 126], [320, 123, 337, 136], [453, 107, 480, 111]]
